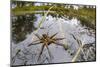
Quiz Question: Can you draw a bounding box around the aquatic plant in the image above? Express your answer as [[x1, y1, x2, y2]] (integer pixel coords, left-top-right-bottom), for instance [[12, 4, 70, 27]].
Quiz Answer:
[[71, 34, 95, 62]]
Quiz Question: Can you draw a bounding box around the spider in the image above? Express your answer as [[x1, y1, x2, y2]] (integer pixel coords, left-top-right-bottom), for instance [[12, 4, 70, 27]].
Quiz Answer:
[[28, 32, 66, 61]]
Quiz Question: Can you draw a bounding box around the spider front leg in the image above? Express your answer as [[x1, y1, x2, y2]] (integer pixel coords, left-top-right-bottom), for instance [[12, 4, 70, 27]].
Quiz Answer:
[[53, 38, 65, 41], [34, 33, 41, 39], [50, 33, 58, 39], [28, 41, 42, 46]]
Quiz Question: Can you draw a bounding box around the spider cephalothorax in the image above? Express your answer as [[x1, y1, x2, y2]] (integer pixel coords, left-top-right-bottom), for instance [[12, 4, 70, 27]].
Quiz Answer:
[[28, 33, 66, 61]]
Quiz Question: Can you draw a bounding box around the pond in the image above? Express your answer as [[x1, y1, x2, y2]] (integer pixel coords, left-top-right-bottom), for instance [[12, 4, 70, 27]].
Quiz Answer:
[[11, 13, 96, 65]]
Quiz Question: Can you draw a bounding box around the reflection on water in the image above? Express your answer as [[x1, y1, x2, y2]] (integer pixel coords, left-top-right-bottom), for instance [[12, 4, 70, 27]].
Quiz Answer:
[[12, 14, 95, 44], [12, 14, 37, 43], [12, 13, 95, 65]]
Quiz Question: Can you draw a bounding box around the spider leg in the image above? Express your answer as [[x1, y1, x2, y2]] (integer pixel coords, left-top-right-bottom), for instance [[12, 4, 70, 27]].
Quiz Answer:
[[38, 44, 45, 61], [28, 41, 42, 47], [53, 38, 65, 41], [34, 33, 41, 39], [32, 40, 40, 43], [50, 33, 58, 39], [46, 45, 52, 59]]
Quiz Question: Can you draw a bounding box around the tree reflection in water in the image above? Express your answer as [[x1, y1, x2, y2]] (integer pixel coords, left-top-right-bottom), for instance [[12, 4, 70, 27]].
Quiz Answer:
[[12, 14, 37, 44]]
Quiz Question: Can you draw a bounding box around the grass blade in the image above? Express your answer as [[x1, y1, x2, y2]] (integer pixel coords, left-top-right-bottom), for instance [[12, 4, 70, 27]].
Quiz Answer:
[[34, 6, 54, 33]]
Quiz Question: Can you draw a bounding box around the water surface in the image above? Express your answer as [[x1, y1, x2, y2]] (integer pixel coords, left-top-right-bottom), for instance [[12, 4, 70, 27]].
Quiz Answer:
[[11, 13, 95, 65]]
